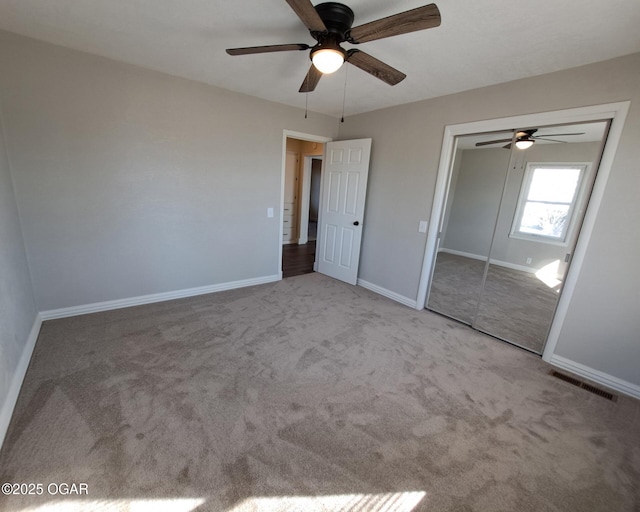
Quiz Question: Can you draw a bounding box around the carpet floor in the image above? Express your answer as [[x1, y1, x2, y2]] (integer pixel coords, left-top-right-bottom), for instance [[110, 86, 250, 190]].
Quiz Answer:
[[1, 273, 638, 511]]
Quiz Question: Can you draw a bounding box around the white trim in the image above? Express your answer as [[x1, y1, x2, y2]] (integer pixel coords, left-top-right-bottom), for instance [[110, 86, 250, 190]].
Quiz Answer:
[[40, 275, 280, 320], [298, 156, 313, 245], [357, 279, 418, 309], [283, 130, 333, 143], [298, 155, 323, 245], [549, 355, 640, 400], [439, 248, 535, 274], [0, 313, 42, 448], [415, 102, 630, 364], [416, 126, 457, 310], [543, 104, 629, 361]]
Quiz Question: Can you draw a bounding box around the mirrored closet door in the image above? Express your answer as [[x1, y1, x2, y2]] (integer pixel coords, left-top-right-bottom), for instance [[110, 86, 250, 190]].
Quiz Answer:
[[427, 121, 610, 354]]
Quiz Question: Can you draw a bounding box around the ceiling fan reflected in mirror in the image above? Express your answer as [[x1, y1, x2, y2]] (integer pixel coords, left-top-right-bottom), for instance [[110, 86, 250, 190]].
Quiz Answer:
[[475, 129, 586, 150], [226, 0, 441, 92]]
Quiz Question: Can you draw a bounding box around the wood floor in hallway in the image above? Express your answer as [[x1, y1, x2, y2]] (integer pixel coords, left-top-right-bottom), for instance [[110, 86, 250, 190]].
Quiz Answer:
[[282, 240, 316, 278]]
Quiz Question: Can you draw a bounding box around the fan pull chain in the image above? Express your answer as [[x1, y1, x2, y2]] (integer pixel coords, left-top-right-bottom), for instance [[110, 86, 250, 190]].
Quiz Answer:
[[305, 92, 308, 119], [340, 65, 348, 123]]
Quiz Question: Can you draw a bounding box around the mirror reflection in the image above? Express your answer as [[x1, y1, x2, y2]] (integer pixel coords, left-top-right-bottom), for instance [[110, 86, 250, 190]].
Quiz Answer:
[[428, 121, 610, 353], [428, 130, 512, 324]]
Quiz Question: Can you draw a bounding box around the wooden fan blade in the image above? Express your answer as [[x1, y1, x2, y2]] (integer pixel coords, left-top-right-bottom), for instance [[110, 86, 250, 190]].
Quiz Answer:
[[347, 50, 406, 86], [299, 64, 323, 93], [285, 0, 327, 33], [475, 139, 512, 147], [349, 3, 441, 44], [226, 43, 310, 56]]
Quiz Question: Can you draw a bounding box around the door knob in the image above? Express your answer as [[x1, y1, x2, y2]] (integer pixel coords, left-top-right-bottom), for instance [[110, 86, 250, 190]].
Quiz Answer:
[[353, 221, 360, 226]]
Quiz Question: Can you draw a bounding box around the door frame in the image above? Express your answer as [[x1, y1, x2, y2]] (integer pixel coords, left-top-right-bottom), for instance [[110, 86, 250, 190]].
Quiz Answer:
[[280, 130, 332, 278], [298, 155, 323, 245], [415, 101, 630, 362]]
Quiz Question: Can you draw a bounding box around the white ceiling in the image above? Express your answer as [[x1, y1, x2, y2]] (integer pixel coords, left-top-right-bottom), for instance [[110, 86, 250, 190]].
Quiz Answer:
[[0, 0, 639, 118]]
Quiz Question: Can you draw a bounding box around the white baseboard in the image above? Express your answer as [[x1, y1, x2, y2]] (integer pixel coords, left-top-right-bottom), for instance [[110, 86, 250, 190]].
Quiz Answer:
[[439, 248, 535, 274], [549, 354, 640, 400], [357, 279, 418, 309], [40, 275, 280, 321], [0, 313, 42, 448]]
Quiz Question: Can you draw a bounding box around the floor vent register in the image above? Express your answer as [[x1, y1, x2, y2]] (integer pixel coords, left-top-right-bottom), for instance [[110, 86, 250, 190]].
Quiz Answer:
[[549, 370, 618, 402]]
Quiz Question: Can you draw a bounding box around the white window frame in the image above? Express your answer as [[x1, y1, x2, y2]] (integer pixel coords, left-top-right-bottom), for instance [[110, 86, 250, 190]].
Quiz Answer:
[[510, 162, 590, 246]]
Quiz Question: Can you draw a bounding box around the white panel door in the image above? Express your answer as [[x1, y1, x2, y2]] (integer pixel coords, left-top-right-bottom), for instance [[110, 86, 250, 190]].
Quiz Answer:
[[317, 139, 372, 285]]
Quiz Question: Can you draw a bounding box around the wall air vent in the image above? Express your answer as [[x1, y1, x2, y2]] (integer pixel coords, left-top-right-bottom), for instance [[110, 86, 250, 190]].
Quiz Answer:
[[549, 370, 618, 402]]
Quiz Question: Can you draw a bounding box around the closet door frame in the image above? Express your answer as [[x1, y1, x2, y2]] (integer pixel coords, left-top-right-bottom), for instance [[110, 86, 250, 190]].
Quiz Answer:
[[415, 102, 630, 363]]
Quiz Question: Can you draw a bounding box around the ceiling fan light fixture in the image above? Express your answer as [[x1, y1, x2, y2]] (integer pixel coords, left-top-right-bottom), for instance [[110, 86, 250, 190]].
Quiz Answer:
[[515, 138, 534, 150], [226, 1, 442, 92], [311, 47, 345, 74]]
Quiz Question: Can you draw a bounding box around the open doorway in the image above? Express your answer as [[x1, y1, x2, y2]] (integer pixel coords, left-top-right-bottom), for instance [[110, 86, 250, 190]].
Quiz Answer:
[[279, 131, 373, 285], [281, 135, 325, 278]]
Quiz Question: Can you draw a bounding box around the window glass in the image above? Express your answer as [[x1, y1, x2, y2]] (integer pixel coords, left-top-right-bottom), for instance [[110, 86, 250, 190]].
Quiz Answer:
[[527, 167, 581, 203], [512, 164, 587, 243]]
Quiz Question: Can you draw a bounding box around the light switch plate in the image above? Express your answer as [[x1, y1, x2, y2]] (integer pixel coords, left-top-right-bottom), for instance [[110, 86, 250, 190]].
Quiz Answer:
[[267, 207, 274, 218], [418, 220, 428, 233]]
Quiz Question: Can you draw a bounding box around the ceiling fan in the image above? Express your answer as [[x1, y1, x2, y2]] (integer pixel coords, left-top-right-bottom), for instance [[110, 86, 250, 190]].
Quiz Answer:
[[226, 0, 441, 92], [475, 129, 586, 150]]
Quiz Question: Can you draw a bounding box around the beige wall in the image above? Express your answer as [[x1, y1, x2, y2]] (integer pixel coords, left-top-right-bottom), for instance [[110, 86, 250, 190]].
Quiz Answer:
[[0, 96, 38, 442], [340, 53, 640, 387], [0, 30, 337, 311], [442, 147, 510, 258]]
